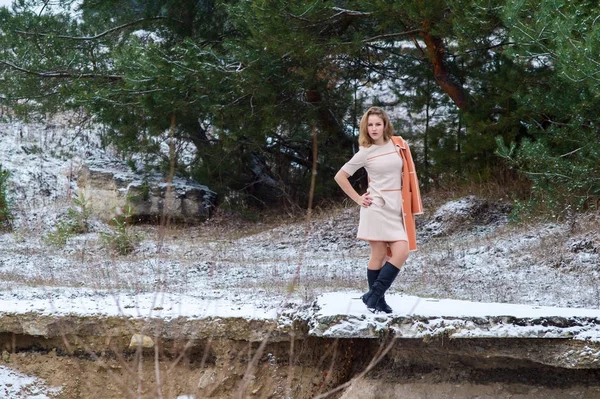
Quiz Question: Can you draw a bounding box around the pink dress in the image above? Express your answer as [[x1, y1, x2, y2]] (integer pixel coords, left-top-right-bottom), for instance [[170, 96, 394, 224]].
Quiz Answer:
[[342, 140, 408, 242]]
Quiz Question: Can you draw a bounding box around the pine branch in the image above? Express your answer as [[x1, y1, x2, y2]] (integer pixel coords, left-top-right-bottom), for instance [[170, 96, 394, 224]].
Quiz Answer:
[[0, 59, 122, 80], [461, 41, 517, 55], [361, 30, 421, 43], [1, 90, 62, 100], [522, 170, 572, 180], [15, 17, 170, 41], [363, 43, 422, 62], [411, 36, 426, 57], [297, 7, 372, 30]]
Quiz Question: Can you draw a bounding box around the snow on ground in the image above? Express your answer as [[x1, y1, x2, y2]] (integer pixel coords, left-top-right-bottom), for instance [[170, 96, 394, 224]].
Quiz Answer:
[[1, 116, 600, 393], [1, 115, 600, 310], [0, 365, 61, 399], [0, 285, 278, 320], [311, 292, 600, 341], [317, 291, 600, 319], [1, 115, 599, 314]]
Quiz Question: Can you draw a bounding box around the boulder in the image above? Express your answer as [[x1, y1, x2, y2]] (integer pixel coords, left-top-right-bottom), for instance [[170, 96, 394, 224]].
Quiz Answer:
[[77, 159, 217, 224], [129, 334, 154, 349]]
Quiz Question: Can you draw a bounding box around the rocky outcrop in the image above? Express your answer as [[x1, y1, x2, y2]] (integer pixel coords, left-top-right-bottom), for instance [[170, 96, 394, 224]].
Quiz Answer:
[[419, 195, 512, 240], [77, 159, 217, 224]]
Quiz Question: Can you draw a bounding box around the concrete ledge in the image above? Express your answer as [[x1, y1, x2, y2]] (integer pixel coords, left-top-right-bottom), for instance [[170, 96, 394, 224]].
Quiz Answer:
[[308, 293, 600, 341]]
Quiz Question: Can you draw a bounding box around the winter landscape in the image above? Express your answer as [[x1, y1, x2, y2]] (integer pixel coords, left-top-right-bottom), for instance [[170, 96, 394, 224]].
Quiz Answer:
[[2, 1, 600, 397], [1, 115, 600, 398]]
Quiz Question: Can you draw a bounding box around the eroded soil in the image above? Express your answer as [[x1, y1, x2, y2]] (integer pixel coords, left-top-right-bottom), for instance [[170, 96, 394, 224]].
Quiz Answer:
[[3, 335, 600, 399]]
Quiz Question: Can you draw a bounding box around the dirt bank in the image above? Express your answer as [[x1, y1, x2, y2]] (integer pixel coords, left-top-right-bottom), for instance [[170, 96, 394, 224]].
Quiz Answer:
[[3, 332, 600, 399]]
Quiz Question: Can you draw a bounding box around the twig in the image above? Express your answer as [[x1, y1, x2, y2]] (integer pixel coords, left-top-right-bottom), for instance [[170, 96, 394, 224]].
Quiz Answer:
[[559, 147, 582, 158], [329, 7, 372, 18]]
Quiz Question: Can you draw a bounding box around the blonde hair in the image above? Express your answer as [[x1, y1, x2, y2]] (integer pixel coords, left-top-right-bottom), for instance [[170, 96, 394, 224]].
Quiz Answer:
[[358, 106, 394, 147]]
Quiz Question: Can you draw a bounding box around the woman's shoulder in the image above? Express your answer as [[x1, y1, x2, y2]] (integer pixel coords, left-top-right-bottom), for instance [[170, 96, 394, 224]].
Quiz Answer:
[[391, 135, 408, 148]]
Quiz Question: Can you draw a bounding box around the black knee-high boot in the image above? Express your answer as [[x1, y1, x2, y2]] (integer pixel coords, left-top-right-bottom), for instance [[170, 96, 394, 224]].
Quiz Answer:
[[362, 262, 400, 313], [367, 269, 393, 313]]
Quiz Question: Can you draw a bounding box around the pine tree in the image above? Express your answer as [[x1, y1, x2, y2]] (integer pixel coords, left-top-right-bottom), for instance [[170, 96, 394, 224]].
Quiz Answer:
[[498, 0, 600, 213]]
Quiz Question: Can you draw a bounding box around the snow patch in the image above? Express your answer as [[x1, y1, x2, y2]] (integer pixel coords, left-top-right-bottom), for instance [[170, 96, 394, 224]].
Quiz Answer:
[[309, 292, 600, 340], [0, 365, 62, 399]]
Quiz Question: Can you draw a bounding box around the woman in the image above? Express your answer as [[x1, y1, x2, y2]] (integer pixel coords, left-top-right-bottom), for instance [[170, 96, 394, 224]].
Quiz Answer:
[[334, 106, 423, 313]]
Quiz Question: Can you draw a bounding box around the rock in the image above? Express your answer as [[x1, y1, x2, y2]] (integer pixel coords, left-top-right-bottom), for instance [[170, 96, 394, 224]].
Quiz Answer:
[[77, 159, 217, 224], [129, 334, 154, 349], [569, 238, 597, 253]]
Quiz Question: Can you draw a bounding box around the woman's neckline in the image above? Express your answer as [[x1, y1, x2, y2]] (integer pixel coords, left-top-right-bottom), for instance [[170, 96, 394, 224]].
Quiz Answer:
[[371, 139, 390, 147]]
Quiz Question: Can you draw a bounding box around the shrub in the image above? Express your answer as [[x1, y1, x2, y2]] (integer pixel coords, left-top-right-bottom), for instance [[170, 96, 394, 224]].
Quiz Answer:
[[43, 192, 92, 247], [496, 129, 600, 219], [0, 164, 13, 231], [68, 192, 92, 233], [100, 205, 142, 255]]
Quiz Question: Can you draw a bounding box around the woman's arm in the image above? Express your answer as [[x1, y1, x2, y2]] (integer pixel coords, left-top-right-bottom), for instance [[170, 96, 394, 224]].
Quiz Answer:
[[334, 169, 372, 207]]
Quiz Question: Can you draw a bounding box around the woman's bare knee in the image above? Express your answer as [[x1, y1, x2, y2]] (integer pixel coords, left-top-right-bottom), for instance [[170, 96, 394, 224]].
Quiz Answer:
[[370, 253, 387, 266], [368, 241, 387, 268], [388, 241, 409, 268], [389, 253, 408, 267], [369, 254, 387, 267]]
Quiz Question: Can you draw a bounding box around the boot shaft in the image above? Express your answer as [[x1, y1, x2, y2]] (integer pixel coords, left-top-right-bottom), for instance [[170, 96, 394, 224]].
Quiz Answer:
[[372, 262, 400, 293], [367, 268, 380, 289]]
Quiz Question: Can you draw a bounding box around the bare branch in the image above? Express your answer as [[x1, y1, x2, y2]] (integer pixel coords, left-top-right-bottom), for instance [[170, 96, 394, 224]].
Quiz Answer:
[[329, 7, 372, 18], [123, 88, 166, 95], [560, 147, 583, 158], [285, 10, 311, 23], [38, 0, 50, 16]]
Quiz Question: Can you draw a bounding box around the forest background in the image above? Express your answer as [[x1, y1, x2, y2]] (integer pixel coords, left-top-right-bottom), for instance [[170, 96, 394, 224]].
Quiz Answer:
[[1, 0, 600, 222]]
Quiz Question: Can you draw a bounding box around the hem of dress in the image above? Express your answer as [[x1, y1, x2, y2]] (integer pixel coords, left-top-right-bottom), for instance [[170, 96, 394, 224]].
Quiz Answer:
[[356, 236, 409, 243]]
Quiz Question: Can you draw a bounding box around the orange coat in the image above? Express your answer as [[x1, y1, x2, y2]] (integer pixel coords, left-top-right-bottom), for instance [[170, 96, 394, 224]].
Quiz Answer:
[[391, 136, 423, 252]]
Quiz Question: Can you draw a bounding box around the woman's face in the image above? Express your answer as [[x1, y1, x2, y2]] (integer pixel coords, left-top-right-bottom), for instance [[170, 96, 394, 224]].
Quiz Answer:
[[367, 114, 385, 145]]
